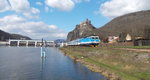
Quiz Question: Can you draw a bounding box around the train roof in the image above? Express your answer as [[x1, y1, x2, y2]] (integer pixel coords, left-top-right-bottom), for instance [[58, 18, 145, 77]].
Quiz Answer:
[[88, 36, 99, 37], [69, 35, 99, 42]]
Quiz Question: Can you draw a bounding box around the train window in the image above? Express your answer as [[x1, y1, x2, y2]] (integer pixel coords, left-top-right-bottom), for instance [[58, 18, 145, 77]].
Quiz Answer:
[[91, 37, 98, 39], [90, 36, 99, 39], [95, 37, 99, 39], [92, 37, 95, 39]]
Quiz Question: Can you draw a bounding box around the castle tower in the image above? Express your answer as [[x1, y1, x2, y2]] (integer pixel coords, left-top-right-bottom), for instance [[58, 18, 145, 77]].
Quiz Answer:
[[85, 19, 91, 24]]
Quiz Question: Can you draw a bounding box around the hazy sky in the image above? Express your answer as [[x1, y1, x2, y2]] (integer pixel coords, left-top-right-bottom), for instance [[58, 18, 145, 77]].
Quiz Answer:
[[0, 0, 150, 40]]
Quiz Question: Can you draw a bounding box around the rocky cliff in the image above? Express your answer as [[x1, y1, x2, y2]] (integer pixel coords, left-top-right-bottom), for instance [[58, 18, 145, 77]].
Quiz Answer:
[[67, 19, 98, 41]]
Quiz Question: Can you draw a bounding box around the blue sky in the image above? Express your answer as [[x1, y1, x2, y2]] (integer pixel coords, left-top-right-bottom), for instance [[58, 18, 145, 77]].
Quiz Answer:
[[29, 0, 110, 31], [0, 0, 150, 40]]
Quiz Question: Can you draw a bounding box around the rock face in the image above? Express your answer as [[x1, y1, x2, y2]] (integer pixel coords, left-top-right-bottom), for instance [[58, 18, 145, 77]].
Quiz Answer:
[[67, 19, 98, 41], [67, 10, 150, 41], [0, 29, 31, 41]]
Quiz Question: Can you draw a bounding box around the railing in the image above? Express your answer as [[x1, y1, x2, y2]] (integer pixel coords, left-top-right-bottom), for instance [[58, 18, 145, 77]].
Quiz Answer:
[[8, 39, 55, 47]]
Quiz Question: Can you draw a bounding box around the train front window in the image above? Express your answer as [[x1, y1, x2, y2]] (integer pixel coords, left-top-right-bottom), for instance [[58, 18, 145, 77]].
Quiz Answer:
[[91, 37, 98, 39], [90, 36, 99, 39], [95, 37, 99, 39], [92, 37, 95, 39]]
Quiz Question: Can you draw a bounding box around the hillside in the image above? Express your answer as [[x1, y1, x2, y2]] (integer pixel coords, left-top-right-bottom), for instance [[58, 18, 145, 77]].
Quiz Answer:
[[0, 29, 31, 41], [98, 10, 150, 40], [67, 10, 150, 41]]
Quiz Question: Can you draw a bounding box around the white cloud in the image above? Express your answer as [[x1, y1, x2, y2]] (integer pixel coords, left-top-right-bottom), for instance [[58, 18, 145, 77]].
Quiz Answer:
[[9, 0, 30, 12], [45, 0, 90, 11], [48, 25, 57, 29], [36, 2, 43, 6], [31, 7, 40, 14], [0, 0, 10, 12], [0, 0, 40, 19], [45, 6, 53, 13], [100, 0, 150, 18], [9, 0, 40, 18], [73, 0, 90, 3], [45, 6, 49, 12], [23, 12, 39, 19], [45, 0, 75, 11], [0, 15, 26, 24], [22, 7, 40, 19], [0, 15, 67, 40]]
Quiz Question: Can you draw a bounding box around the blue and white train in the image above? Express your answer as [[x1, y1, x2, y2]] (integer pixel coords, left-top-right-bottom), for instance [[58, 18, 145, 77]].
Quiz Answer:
[[67, 36, 100, 47]]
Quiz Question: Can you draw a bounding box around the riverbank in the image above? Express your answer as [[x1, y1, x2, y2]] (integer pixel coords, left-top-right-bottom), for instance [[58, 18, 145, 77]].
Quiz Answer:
[[60, 46, 150, 80]]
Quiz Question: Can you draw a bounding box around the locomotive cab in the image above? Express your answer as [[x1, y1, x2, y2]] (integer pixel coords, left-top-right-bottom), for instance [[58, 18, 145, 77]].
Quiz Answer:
[[88, 36, 100, 47]]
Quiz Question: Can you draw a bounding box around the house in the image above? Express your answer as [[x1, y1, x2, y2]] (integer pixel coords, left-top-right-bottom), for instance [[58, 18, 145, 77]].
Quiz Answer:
[[134, 39, 150, 46], [119, 33, 132, 42], [108, 36, 119, 43], [126, 34, 132, 41]]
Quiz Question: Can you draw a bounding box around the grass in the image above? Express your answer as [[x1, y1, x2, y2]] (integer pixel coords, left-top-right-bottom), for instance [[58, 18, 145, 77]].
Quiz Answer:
[[84, 58, 139, 80], [113, 46, 150, 49], [60, 46, 150, 80]]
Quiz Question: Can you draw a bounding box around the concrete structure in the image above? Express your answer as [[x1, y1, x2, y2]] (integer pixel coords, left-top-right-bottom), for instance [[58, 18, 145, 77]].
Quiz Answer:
[[56, 42, 67, 47], [8, 39, 55, 47], [0, 41, 7, 46]]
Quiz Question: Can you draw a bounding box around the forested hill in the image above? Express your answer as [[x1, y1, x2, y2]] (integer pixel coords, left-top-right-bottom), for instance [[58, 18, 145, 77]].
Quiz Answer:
[[0, 29, 31, 41], [98, 10, 150, 40]]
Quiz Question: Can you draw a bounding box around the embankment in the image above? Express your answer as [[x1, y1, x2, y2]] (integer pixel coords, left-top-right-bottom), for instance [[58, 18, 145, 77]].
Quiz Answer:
[[60, 46, 150, 80]]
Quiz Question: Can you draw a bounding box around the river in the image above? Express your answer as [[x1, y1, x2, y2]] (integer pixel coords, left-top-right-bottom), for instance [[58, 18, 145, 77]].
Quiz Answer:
[[0, 47, 107, 80]]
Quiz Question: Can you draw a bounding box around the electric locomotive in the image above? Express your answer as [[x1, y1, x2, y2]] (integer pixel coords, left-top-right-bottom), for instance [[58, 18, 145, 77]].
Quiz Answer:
[[67, 36, 100, 47]]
